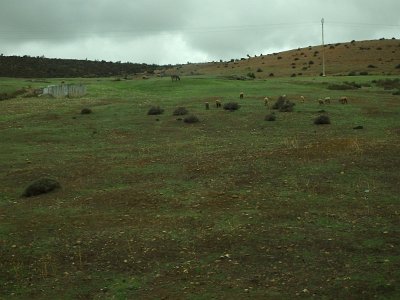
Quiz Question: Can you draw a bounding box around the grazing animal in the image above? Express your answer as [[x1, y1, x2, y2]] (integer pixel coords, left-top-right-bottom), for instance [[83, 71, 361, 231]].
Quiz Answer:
[[324, 97, 331, 104], [300, 96, 305, 103], [339, 96, 348, 104], [264, 97, 270, 107], [171, 75, 180, 81], [239, 92, 244, 99], [205, 102, 209, 110], [215, 100, 222, 108], [318, 99, 324, 105]]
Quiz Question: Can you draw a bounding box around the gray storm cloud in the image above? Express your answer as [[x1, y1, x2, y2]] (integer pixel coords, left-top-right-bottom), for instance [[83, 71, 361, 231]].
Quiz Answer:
[[0, 0, 399, 64]]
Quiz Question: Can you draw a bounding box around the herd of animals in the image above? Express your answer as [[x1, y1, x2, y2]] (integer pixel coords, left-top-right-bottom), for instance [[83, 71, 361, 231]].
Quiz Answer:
[[169, 75, 349, 109], [204, 93, 349, 109]]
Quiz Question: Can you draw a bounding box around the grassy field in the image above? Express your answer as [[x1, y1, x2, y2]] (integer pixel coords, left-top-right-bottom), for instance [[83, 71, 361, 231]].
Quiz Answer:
[[0, 75, 399, 299]]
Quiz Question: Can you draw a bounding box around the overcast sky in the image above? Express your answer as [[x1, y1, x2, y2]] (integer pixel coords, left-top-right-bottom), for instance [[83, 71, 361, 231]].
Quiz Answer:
[[1, 0, 399, 65]]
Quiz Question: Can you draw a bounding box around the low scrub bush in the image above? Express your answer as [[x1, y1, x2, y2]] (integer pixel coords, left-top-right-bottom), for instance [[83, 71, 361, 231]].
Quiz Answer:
[[264, 113, 276, 121], [374, 78, 400, 90], [173, 107, 188, 116], [327, 82, 360, 90], [147, 106, 164, 115], [272, 96, 295, 112], [223, 102, 240, 111], [314, 115, 331, 125], [81, 108, 92, 114], [183, 115, 199, 123], [23, 178, 61, 197]]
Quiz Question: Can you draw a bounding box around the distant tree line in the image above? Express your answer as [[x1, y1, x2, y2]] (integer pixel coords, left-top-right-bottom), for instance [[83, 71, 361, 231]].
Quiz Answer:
[[0, 55, 160, 78]]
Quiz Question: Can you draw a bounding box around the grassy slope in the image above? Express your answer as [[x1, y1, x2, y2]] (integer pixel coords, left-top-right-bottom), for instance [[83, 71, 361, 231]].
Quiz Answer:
[[0, 75, 399, 299], [166, 39, 400, 78]]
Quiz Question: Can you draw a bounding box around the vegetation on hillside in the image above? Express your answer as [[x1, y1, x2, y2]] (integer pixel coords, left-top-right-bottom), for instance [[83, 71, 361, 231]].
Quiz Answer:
[[0, 55, 160, 78]]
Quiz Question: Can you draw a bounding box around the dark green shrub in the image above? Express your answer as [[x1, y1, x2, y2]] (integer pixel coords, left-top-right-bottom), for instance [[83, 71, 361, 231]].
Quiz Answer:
[[81, 108, 92, 114], [396, 64, 400, 69], [264, 113, 276, 121], [223, 102, 240, 111], [327, 82, 360, 90], [393, 90, 400, 95], [183, 115, 199, 123], [359, 71, 369, 76], [247, 72, 255, 79], [23, 178, 61, 197], [173, 107, 188, 116], [147, 106, 164, 115], [272, 96, 295, 112], [374, 78, 400, 89], [256, 68, 263, 72], [314, 115, 331, 125]]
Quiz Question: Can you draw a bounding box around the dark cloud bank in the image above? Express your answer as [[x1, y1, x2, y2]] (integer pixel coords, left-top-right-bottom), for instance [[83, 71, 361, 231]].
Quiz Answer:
[[1, 0, 399, 64]]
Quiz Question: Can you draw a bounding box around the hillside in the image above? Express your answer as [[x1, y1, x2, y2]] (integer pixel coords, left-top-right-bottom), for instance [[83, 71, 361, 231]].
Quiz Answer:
[[1, 39, 399, 79], [168, 39, 400, 78], [0, 55, 160, 78]]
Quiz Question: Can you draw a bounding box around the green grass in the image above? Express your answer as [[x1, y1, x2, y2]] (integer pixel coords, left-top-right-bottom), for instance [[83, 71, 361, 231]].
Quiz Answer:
[[0, 75, 399, 299]]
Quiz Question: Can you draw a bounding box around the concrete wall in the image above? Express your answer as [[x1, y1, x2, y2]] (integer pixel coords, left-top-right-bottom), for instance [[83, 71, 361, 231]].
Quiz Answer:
[[43, 84, 86, 98]]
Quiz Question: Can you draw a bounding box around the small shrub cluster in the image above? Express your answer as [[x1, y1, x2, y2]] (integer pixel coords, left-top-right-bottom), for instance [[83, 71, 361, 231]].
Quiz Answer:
[[81, 108, 92, 114], [327, 81, 361, 90], [314, 115, 331, 125], [183, 115, 199, 123], [373, 78, 400, 90], [264, 113, 276, 121], [23, 178, 61, 197], [147, 106, 164, 115], [172, 107, 188, 116], [223, 102, 240, 111], [272, 96, 295, 112], [0, 88, 28, 101]]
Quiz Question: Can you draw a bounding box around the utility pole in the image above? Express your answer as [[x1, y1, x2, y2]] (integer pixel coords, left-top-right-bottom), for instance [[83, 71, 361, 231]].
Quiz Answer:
[[321, 18, 326, 77]]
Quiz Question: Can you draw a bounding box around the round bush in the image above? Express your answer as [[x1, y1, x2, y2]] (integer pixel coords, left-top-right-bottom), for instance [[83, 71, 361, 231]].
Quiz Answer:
[[223, 102, 240, 111], [147, 106, 164, 115], [314, 115, 331, 125], [81, 108, 92, 114], [183, 115, 199, 123], [173, 107, 189, 116], [23, 178, 61, 197], [272, 96, 295, 112], [265, 114, 276, 121]]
